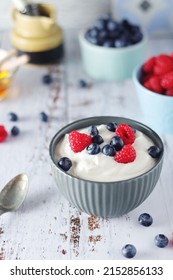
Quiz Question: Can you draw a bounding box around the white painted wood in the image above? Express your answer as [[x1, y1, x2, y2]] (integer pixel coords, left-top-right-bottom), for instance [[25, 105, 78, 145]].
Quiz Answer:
[[0, 30, 173, 260]]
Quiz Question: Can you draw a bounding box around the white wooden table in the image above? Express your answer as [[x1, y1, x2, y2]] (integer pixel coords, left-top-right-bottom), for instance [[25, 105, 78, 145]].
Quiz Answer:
[[0, 30, 173, 260]]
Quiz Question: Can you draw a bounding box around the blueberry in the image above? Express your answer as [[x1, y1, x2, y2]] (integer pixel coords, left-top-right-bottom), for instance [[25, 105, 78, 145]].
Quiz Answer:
[[148, 146, 161, 158], [94, 18, 106, 31], [138, 213, 153, 227], [103, 40, 114, 48], [8, 112, 18, 122], [88, 125, 98, 136], [42, 74, 53, 85], [102, 144, 116, 156], [58, 157, 72, 172], [92, 134, 104, 145], [107, 19, 119, 32], [122, 244, 137, 258], [106, 122, 117, 132], [39, 112, 48, 122], [87, 143, 100, 155], [11, 126, 20, 136], [78, 79, 88, 88], [110, 136, 124, 151], [154, 234, 169, 248]]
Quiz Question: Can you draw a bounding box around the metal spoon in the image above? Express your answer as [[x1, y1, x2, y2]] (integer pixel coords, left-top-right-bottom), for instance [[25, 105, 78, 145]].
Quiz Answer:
[[0, 173, 28, 216]]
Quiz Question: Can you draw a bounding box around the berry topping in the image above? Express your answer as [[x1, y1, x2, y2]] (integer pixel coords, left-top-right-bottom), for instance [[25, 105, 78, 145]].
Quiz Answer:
[[138, 213, 153, 227], [106, 122, 117, 132], [102, 144, 116, 156], [154, 234, 169, 248], [110, 135, 124, 151], [121, 244, 137, 258], [8, 112, 18, 122], [92, 134, 104, 144], [116, 123, 135, 145], [42, 74, 53, 85], [87, 143, 100, 155], [69, 130, 92, 153], [39, 112, 48, 122], [88, 125, 98, 136], [0, 125, 8, 143], [148, 146, 161, 158], [114, 144, 136, 163], [154, 54, 173, 75], [58, 157, 72, 172], [11, 126, 20, 136]]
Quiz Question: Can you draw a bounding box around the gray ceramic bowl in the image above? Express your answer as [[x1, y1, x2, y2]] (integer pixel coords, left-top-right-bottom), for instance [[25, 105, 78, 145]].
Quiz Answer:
[[49, 116, 164, 218]]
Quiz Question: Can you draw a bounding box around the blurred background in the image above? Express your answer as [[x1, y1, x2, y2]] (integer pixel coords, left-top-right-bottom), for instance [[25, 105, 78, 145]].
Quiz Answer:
[[0, 0, 173, 35]]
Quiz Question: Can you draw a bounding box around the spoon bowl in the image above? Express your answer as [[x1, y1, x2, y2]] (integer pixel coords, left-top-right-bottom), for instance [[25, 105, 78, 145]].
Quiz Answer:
[[0, 173, 28, 215]]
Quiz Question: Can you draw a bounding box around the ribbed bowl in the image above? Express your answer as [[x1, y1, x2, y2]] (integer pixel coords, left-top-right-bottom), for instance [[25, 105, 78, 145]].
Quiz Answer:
[[49, 116, 164, 218]]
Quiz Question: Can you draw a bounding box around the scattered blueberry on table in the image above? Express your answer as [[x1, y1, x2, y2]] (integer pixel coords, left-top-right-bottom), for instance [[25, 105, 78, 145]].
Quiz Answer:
[[85, 15, 143, 48], [58, 157, 72, 172], [11, 126, 20, 136], [42, 74, 53, 85], [78, 79, 88, 88], [138, 213, 153, 227], [39, 112, 48, 122], [121, 244, 137, 258], [154, 234, 169, 248], [8, 112, 18, 122]]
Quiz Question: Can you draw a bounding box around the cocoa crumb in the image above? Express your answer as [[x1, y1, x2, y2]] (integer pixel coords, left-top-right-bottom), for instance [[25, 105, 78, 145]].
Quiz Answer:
[[88, 235, 102, 244], [61, 249, 67, 255], [88, 216, 100, 231], [0, 228, 4, 235], [70, 215, 81, 257]]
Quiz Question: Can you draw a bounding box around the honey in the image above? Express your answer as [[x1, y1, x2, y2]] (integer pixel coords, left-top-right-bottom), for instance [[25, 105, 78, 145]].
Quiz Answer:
[[0, 71, 11, 101]]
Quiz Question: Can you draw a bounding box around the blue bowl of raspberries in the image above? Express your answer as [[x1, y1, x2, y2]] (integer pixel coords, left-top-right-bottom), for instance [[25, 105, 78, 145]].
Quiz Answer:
[[79, 15, 147, 81]]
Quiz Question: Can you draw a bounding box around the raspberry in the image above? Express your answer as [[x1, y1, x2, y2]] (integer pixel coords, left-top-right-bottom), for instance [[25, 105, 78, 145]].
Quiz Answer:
[[149, 76, 163, 93], [153, 54, 173, 75], [165, 88, 173, 96], [69, 130, 92, 153], [116, 124, 135, 145], [0, 125, 8, 143], [143, 79, 153, 91], [114, 145, 136, 163], [142, 56, 156, 73], [161, 71, 173, 89]]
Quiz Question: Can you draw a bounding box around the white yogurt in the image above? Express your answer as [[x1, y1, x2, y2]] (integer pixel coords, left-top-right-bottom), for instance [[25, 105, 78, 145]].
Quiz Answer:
[[55, 124, 156, 182]]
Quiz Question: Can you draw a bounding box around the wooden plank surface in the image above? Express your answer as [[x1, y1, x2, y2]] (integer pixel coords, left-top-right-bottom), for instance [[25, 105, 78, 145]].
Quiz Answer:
[[0, 30, 173, 260]]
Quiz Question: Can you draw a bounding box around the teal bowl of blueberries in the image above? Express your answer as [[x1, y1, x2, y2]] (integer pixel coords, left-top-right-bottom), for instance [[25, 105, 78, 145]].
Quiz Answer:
[[79, 15, 148, 81]]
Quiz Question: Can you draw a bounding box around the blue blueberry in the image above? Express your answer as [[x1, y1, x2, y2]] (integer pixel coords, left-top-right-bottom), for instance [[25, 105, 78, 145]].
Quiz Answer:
[[154, 234, 169, 248], [42, 74, 53, 85], [148, 146, 161, 158], [58, 157, 72, 172], [103, 40, 114, 48], [92, 134, 104, 145], [110, 136, 124, 151], [87, 143, 100, 155], [88, 125, 98, 136], [102, 144, 116, 156], [8, 112, 18, 122], [138, 213, 153, 227], [122, 244, 137, 258], [78, 79, 88, 88], [11, 126, 20, 136], [39, 112, 48, 122], [106, 122, 117, 132]]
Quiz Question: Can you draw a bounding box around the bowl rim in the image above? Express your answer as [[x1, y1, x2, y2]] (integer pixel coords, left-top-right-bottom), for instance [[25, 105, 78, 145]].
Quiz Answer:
[[133, 64, 173, 99], [79, 29, 148, 53], [49, 116, 164, 184]]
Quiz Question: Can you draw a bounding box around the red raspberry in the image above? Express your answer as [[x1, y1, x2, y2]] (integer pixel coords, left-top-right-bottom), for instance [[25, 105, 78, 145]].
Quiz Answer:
[[116, 124, 135, 145], [143, 79, 153, 91], [0, 125, 8, 143], [149, 76, 163, 93], [114, 144, 136, 163], [165, 88, 173, 96], [153, 54, 173, 75], [69, 130, 92, 153], [141, 73, 152, 84], [161, 71, 173, 89], [142, 56, 156, 73]]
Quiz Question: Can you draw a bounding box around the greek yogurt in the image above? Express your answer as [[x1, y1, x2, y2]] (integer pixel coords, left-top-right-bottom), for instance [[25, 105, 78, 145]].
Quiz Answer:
[[55, 124, 156, 182]]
